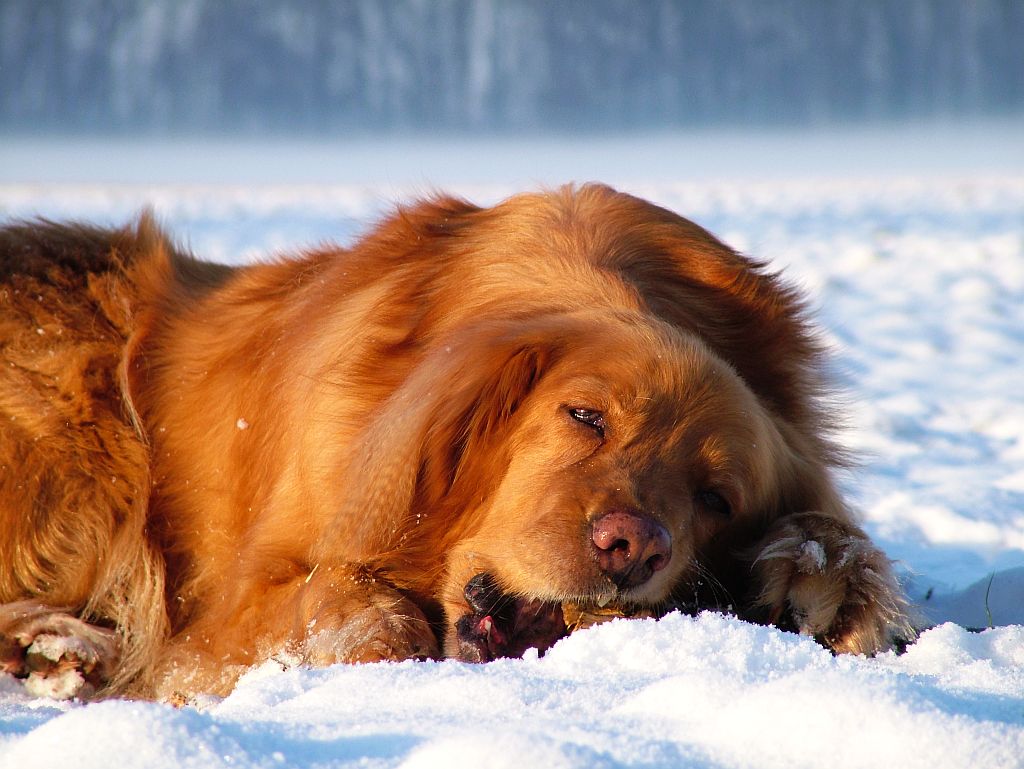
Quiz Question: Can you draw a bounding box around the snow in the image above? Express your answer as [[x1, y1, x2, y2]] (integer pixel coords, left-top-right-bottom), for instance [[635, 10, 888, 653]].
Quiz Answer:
[[1, 616, 1021, 769], [1, 130, 1022, 767], [2, 122, 1022, 186], [20, 667, 85, 703], [798, 540, 827, 572], [19, 634, 97, 700]]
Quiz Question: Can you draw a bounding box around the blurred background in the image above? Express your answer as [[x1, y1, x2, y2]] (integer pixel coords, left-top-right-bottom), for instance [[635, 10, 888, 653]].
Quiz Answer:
[[1, 0, 1022, 184], [3, 0, 1023, 134]]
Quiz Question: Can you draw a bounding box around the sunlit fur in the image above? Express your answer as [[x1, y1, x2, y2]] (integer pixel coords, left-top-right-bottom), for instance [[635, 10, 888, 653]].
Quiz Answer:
[[0, 185, 910, 700]]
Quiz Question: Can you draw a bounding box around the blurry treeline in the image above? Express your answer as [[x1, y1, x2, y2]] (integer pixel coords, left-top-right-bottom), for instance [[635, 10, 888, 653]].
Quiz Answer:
[[1, 0, 1021, 135]]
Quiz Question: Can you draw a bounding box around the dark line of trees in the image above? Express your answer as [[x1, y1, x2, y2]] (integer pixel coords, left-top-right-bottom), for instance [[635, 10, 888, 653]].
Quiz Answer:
[[2, 0, 1021, 135]]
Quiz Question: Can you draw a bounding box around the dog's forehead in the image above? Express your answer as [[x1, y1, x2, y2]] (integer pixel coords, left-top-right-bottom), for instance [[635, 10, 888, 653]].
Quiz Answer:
[[551, 329, 759, 421]]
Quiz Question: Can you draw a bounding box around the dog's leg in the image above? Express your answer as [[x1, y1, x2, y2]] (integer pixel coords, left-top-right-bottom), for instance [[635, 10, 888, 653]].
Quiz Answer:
[[748, 512, 913, 654], [154, 563, 438, 701], [0, 602, 120, 699], [294, 564, 438, 667]]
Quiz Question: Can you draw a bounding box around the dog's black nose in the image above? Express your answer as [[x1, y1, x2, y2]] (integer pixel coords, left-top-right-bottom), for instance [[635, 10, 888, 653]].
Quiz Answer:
[[591, 510, 671, 588]]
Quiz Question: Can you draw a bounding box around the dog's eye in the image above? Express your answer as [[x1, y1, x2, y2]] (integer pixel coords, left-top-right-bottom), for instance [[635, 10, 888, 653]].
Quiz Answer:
[[695, 490, 732, 517], [568, 407, 605, 437]]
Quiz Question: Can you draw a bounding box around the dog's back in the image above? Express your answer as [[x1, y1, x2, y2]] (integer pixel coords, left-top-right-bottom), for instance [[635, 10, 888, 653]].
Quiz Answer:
[[1, 217, 134, 280]]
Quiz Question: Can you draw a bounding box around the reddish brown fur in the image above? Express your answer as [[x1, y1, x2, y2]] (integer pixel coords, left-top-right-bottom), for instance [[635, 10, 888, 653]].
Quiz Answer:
[[0, 185, 910, 700]]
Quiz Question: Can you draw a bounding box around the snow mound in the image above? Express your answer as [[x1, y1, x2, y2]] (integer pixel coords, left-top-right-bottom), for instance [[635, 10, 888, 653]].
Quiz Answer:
[[1, 613, 1021, 769]]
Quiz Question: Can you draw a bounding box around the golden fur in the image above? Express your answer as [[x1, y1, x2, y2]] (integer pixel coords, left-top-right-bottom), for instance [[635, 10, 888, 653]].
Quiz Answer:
[[0, 185, 910, 700]]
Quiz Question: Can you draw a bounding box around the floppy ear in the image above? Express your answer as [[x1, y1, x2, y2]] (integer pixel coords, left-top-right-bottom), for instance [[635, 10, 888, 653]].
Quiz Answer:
[[425, 343, 552, 492], [315, 316, 567, 561], [587, 184, 832, 452]]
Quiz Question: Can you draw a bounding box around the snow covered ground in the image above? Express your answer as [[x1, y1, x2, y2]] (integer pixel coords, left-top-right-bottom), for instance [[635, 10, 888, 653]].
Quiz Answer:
[[0, 131, 1022, 768]]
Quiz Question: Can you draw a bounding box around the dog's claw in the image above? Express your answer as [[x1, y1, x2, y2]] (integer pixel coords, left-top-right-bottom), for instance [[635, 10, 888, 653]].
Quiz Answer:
[[463, 573, 503, 615]]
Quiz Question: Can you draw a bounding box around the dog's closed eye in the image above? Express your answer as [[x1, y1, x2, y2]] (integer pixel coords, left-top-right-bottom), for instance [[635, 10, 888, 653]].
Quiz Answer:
[[567, 407, 605, 438]]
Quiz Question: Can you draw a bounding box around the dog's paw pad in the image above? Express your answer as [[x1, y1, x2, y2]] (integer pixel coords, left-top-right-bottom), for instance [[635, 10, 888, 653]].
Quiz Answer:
[[0, 603, 119, 699], [455, 573, 566, 662]]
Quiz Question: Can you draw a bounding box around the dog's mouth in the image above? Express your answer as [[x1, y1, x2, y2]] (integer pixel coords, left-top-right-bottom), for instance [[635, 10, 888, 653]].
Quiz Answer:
[[453, 573, 660, 662]]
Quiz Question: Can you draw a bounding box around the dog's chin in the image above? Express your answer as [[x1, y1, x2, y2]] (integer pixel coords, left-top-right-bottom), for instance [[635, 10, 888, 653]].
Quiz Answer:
[[567, 569, 678, 609]]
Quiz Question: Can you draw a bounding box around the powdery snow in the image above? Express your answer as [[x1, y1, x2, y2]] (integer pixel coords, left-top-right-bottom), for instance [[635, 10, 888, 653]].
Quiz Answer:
[[0, 140, 1022, 767], [0, 615, 1021, 769]]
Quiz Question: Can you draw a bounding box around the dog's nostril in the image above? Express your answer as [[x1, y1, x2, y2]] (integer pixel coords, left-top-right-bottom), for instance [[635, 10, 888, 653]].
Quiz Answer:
[[646, 553, 668, 573]]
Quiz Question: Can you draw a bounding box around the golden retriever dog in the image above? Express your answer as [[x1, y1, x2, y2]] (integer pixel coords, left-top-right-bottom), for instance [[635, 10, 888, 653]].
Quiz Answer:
[[0, 185, 910, 701]]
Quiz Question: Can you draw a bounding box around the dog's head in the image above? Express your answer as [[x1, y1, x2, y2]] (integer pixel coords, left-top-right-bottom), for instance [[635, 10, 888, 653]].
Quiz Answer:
[[314, 185, 840, 641], [323, 308, 827, 612], [437, 312, 816, 608]]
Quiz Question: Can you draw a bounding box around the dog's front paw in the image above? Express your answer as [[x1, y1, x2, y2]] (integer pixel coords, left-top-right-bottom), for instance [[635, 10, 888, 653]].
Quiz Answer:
[[0, 602, 119, 699], [300, 575, 439, 666], [454, 573, 566, 662], [750, 513, 912, 654]]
